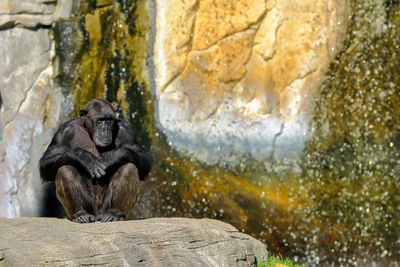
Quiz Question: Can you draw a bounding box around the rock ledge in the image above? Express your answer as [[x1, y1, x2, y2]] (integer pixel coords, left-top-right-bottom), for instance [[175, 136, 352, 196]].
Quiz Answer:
[[0, 217, 267, 266]]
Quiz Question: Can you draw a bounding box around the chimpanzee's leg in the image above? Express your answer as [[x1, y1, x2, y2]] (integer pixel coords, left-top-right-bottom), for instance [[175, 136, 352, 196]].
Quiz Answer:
[[55, 165, 97, 223], [97, 163, 139, 222]]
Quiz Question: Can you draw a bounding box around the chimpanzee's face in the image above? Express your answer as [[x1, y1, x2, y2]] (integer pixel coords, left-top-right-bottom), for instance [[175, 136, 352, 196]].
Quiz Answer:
[[92, 116, 115, 147], [80, 99, 116, 147]]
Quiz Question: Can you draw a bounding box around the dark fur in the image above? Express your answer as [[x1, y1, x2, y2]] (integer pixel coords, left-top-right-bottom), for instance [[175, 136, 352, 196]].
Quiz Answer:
[[39, 98, 152, 223]]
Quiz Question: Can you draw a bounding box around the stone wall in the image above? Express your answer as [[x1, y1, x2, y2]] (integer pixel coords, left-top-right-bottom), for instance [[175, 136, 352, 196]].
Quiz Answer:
[[0, 0, 71, 217], [0, 0, 352, 216]]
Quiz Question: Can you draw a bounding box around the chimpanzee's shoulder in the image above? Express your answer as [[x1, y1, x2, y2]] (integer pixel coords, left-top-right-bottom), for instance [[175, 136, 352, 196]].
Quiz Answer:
[[116, 120, 132, 132], [54, 118, 85, 137], [115, 120, 137, 142], [59, 117, 83, 129]]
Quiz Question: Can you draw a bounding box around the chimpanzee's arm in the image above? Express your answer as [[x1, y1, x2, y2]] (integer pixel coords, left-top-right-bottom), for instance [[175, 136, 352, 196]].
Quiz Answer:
[[39, 122, 105, 182], [100, 121, 152, 180]]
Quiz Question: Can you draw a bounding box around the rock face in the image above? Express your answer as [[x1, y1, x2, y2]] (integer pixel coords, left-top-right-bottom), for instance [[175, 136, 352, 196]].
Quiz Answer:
[[0, 217, 267, 266], [154, 0, 350, 164], [0, 0, 71, 217]]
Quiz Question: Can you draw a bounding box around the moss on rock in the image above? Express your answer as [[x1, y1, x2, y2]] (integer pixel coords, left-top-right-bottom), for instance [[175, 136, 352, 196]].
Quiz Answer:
[[52, 0, 154, 148]]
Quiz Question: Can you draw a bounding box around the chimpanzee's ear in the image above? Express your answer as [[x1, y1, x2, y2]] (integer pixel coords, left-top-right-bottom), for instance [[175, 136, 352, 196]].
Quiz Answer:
[[79, 109, 88, 117], [111, 101, 121, 113]]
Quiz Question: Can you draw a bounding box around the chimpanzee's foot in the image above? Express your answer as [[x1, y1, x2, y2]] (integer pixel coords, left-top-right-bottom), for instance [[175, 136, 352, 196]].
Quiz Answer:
[[72, 210, 96, 223], [97, 211, 125, 222]]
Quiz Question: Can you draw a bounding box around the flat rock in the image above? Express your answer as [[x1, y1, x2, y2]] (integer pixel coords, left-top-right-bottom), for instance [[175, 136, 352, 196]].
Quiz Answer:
[[0, 217, 267, 266]]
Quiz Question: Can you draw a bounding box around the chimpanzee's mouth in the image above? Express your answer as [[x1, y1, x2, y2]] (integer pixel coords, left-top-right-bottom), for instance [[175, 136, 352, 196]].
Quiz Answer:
[[101, 139, 111, 145], [95, 135, 112, 146]]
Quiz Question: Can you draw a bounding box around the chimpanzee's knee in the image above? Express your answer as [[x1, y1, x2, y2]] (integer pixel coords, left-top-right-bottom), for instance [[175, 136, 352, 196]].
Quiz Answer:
[[119, 163, 139, 180]]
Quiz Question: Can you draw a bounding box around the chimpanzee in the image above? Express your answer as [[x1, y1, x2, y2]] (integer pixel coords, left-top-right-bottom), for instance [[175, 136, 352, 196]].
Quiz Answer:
[[39, 98, 152, 223]]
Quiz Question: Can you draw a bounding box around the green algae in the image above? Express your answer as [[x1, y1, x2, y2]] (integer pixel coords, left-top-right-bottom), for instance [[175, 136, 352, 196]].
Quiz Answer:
[[300, 0, 400, 262], [52, 0, 154, 147]]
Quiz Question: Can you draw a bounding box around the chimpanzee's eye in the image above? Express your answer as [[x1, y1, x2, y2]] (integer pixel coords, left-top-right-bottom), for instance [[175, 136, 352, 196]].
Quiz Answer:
[[96, 117, 114, 126]]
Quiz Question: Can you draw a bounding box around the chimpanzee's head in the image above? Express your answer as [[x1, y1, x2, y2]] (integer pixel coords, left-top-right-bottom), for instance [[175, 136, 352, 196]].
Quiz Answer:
[[79, 98, 117, 147]]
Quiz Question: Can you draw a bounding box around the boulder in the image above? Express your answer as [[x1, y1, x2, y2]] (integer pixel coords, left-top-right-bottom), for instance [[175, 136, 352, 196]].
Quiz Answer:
[[0, 217, 267, 266]]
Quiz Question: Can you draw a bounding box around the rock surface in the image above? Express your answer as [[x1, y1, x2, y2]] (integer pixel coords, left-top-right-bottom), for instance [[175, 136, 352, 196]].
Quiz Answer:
[[0, 0, 71, 217], [154, 0, 350, 164], [0, 217, 267, 266]]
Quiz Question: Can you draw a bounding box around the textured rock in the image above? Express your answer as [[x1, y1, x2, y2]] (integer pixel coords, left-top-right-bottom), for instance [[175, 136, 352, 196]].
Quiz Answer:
[[0, 0, 55, 28], [0, 0, 71, 217], [0, 217, 267, 266], [154, 0, 350, 165], [0, 0, 72, 28], [0, 27, 50, 125]]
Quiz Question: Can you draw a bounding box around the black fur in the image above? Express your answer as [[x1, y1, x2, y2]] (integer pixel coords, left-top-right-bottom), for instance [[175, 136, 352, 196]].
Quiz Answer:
[[39, 98, 152, 223]]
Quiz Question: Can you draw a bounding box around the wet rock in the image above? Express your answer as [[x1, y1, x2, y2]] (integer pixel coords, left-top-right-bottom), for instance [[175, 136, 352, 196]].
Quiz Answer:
[[0, 217, 267, 266], [154, 0, 350, 165]]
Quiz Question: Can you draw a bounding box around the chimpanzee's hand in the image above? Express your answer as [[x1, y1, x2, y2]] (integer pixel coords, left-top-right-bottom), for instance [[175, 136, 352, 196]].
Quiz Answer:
[[71, 148, 106, 179], [98, 151, 116, 172], [86, 157, 107, 179]]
